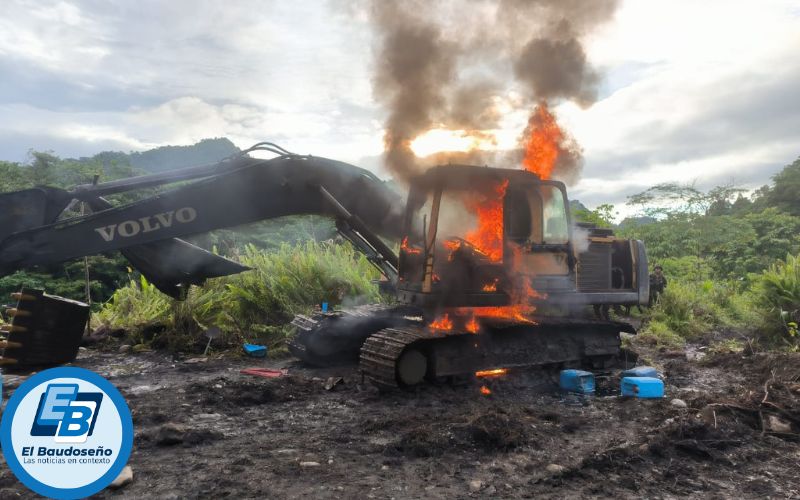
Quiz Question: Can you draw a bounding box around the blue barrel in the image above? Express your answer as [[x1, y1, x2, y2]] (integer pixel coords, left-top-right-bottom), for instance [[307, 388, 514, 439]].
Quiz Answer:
[[559, 369, 595, 394], [621, 377, 664, 398]]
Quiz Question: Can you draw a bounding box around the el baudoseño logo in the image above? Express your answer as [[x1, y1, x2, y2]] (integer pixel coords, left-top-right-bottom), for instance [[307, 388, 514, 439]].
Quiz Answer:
[[1, 367, 133, 499]]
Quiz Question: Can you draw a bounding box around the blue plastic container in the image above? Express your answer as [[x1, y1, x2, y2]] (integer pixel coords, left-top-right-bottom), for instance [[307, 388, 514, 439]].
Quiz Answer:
[[243, 343, 267, 358], [621, 376, 664, 398], [621, 366, 659, 379], [559, 369, 595, 394]]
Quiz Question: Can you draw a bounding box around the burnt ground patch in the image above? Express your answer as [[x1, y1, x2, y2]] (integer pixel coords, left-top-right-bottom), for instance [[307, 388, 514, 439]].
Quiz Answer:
[[0, 346, 797, 498]]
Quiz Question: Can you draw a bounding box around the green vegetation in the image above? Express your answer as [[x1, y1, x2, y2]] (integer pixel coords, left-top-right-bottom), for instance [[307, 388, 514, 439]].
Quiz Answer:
[[602, 157, 800, 350], [572, 202, 616, 229], [753, 253, 800, 348], [93, 241, 384, 353], [638, 278, 758, 348]]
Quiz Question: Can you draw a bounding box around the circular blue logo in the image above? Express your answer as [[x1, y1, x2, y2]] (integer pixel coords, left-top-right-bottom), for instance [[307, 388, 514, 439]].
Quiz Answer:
[[1, 367, 133, 499]]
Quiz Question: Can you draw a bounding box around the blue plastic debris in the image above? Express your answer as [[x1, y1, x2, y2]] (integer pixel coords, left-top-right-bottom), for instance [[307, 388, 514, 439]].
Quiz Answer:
[[559, 369, 595, 394], [243, 343, 267, 358], [621, 376, 664, 398], [321, 302, 329, 312]]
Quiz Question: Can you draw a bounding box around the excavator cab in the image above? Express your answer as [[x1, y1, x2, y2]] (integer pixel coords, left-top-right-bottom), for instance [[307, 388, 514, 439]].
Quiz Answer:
[[396, 165, 649, 315], [396, 166, 575, 311]]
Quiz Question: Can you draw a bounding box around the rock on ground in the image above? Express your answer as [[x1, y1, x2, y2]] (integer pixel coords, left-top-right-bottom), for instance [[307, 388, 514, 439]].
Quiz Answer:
[[109, 465, 133, 489], [156, 423, 187, 446]]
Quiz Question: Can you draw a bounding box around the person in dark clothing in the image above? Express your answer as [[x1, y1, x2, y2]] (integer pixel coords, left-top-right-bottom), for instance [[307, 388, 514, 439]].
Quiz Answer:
[[649, 265, 667, 306]]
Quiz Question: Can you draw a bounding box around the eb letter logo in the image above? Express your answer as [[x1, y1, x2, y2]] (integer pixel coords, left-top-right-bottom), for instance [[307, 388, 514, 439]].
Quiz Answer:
[[30, 384, 103, 443]]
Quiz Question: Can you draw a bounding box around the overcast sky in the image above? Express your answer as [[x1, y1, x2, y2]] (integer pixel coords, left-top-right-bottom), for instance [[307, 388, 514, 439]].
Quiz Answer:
[[1, 0, 798, 213]]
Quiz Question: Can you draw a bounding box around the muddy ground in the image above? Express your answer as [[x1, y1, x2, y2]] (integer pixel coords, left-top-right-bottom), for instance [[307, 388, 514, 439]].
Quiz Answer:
[[1, 341, 799, 499]]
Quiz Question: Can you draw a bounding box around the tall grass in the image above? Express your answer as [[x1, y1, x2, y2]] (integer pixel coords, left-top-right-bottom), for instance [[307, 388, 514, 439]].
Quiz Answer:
[[94, 241, 384, 352], [224, 242, 382, 344], [638, 280, 758, 348], [639, 253, 800, 350]]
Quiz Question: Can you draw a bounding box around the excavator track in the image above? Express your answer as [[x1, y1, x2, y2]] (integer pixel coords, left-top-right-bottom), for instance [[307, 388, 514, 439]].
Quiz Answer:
[[359, 326, 428, 390], [359, 317, 634, 390], [289, 304, 422, 367]]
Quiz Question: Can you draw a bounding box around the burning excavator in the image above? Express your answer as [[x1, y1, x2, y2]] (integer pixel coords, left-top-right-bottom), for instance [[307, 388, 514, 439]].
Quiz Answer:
[[0, 141, 648, 389]]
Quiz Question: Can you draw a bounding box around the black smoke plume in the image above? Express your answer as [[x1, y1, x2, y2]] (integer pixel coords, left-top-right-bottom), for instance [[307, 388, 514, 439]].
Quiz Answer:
[[367, 0, 619, 182]]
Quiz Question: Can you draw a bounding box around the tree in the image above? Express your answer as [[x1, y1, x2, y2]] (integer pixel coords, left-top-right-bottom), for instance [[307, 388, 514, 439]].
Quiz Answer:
[[765, 157, 800, 215], [730, 194, 753, 215], [704, 184, 747, 216], [627, 182, 708, 218], [27, 151, 59, 186], [572, 203, 616, 228], [627, 182, 745, 219], [0, 161, 28, 192]]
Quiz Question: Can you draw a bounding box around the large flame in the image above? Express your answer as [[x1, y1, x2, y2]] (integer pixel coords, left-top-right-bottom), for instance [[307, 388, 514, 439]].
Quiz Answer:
[[521, 102, 563, 180], [418, 110, 565, 333], [463, 179, 509, 262]]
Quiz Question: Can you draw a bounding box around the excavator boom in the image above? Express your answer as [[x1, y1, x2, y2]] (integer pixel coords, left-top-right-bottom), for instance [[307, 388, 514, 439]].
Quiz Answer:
[[0, 148, 404, 287], [0, 145, 404, 367]]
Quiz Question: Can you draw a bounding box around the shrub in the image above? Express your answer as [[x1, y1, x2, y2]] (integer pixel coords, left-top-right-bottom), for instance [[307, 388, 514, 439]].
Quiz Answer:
[[94, 274, 173, 345], [708, 338, 745, 355], [636, 319, 686, 348], [641, 279, 756, 342], [753, 252, 800, 347]]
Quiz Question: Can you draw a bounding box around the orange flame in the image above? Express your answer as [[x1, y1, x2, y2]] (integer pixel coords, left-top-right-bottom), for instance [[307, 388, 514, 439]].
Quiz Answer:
[[482, 279, 499, 292], [466, 305, 534, 323], [444, 239, 461, 261], [475, 368, 507, 378], [428, 313, 453, 331], [522, 102, 563, 181], [444, 239, 461, 251], [401, 236, 421, 255], [479, 385, 491, 396], [463, 179, 508, 262], [465, 315, 480, 334]]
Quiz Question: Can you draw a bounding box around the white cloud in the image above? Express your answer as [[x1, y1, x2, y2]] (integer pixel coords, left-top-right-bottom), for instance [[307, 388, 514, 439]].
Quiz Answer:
[[556, 0, 800, 211], [0, 0, 797, 215]]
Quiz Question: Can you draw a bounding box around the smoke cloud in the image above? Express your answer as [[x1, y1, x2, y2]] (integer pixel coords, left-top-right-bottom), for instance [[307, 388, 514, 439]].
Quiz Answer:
[[370, 1, 458, 180], [367, 0, 619, 182], [514, 33, 599, 107]]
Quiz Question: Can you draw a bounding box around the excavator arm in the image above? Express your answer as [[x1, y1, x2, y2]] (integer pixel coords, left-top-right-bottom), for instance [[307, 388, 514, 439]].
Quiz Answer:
[[0, 144, 404, 367], [0, 146, 404, 290]]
